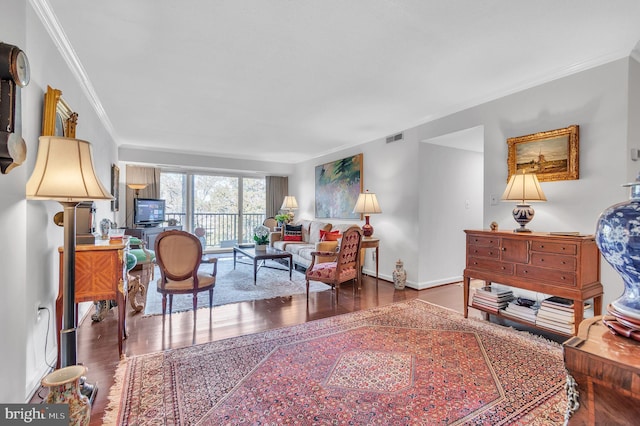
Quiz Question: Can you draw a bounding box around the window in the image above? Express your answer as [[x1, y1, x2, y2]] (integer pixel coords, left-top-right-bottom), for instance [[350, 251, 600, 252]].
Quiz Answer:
[[160, 172, 266, 250]]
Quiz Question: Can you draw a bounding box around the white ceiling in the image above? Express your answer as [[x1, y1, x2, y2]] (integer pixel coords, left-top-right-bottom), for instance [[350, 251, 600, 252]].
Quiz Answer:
[[37, 0, 640, 164]]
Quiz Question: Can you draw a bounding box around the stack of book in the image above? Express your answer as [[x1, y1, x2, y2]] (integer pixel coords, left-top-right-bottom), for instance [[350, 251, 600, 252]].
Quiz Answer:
[[501, 298, 539, 324], [472, 286, 514, 314], [535, 296, 582, 334]]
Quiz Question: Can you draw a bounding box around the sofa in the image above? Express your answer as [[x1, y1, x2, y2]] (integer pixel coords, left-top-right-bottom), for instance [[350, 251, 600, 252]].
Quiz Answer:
[[270, 219, 361, 269]]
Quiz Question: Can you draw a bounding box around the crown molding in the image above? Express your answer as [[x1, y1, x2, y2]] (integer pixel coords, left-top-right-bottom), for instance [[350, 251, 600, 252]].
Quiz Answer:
[[29, 0, 117, 142]]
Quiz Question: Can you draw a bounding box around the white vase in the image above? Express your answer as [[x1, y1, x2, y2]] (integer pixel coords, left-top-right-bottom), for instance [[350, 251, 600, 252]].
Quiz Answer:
[[255, 244, 268, 251]]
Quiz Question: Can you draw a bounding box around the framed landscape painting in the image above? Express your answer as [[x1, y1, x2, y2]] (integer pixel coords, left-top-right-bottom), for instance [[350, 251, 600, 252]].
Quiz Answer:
[[506, 124, 579, 182], [315, 154, 363, 219]]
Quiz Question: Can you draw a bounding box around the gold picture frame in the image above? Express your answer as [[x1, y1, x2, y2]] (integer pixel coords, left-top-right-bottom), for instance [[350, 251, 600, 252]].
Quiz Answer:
[[507, 124, 579, 182], [42, 85, 78, 138]]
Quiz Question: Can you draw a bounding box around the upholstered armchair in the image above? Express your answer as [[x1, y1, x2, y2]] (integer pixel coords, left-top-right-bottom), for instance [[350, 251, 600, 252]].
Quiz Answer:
[[305, 226, 363, 301], [155, 230, 217, 320]]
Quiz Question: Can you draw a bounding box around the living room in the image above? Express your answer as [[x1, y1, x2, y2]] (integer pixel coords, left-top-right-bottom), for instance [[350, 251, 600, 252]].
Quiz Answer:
[[2, 1, 640, 421]]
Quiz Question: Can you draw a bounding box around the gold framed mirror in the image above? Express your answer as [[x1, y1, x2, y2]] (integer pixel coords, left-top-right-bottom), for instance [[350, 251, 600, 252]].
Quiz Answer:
[[42, 85, 78, 137]]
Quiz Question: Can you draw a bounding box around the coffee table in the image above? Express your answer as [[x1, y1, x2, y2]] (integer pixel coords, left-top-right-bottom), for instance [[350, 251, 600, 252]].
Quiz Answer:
[[233, 245, 293, 284]]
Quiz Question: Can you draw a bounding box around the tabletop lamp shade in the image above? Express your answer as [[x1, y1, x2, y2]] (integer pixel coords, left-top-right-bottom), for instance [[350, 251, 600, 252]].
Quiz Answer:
[[26, 136, 113, 201], [353, 190, 382, 237], [281, 195, 299, 210], [501, 170, 546, 232]]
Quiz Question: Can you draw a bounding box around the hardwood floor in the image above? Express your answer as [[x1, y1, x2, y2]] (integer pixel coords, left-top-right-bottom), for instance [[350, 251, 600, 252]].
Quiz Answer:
[[31, 274, 561, 425]]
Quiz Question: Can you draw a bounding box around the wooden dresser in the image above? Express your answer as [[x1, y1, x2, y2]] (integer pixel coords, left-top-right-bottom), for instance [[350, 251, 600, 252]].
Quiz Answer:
[[463, 230, 603, 335], [564, 317, 640, 425], [57, 241, 128, 366]]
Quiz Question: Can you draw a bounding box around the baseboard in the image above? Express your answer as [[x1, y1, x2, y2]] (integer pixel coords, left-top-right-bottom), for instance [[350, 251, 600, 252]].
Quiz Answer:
[[405, 275, 462, 291]]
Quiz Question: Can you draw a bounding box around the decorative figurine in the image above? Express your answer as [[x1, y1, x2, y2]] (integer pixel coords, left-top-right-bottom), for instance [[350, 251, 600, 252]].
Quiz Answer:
[[490, 221, 499, 231], [99, 218, 111, 240], [393, 259, 407, 290]]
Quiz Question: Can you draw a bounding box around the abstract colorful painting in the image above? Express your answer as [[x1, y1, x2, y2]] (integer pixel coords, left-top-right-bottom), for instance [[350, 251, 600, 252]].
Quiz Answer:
[[315, 154, 363, 219]]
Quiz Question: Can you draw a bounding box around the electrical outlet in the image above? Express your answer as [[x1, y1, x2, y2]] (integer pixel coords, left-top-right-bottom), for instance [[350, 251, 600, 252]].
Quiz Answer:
[[372, 250, 376, 261], [36, 304, 41, 320]]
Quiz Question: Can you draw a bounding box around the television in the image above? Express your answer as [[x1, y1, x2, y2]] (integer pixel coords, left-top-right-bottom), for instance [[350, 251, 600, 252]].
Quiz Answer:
[[133, 198, 166, 227]]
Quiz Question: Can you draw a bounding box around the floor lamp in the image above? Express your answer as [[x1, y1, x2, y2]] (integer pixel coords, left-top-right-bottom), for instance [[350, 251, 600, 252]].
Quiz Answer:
[[26, 136, 114, 401]]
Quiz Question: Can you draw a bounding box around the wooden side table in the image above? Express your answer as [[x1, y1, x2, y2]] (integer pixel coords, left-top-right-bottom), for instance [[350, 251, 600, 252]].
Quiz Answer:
[[361, 237, 380, 285], [57, 241, 128, 366], [563, 316, 640, 425]]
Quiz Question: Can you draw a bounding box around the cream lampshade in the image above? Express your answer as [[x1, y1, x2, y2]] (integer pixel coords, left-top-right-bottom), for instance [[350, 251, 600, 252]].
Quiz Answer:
[[352, 190, 382, 237], [501, 170, 547, 232], [281, 195, 298, 220], [127, 183, 148, 198], [27, 136, 113, 402]]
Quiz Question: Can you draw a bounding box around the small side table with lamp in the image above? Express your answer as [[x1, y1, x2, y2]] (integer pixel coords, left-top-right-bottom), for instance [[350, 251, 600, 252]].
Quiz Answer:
[[353, 190, 382, 285]]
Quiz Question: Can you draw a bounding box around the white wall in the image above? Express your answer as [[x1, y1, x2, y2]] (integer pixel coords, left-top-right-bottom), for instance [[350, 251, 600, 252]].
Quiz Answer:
[[0, 3, 119, 402], [418, 141, 483, 287]]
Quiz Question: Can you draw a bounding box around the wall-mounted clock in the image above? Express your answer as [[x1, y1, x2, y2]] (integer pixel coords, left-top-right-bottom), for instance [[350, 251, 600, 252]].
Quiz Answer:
[[0, 42, 30, 87], [0, 42, 29, 174]]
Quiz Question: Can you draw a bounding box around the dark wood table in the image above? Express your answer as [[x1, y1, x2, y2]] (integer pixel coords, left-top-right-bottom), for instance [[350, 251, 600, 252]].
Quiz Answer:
[[233, 245, 293, 284], [563, 315, 640, 425]]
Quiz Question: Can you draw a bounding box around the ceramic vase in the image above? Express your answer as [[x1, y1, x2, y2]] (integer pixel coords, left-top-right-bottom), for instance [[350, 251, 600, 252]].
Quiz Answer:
[[255, 244, 268, 251], [595, 175, 640, 320], [393, 259, 407, 290], [41, 365, 91, 426]]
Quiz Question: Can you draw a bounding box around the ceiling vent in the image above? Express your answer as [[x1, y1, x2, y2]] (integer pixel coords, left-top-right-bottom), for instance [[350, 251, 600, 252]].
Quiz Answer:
[[386, 132, 404, 143]]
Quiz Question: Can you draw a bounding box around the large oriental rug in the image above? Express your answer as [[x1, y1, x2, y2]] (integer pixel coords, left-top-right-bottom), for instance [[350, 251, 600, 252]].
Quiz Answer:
[[106, 300, 567, 425]]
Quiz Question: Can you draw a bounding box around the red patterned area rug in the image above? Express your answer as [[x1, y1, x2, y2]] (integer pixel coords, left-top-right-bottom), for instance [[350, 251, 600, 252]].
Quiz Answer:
[[105, 300, 567, 425]]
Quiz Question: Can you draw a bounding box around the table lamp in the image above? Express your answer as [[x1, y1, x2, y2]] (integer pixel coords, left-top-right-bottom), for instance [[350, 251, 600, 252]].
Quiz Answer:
[[26, 136, 114, 402], [281, 195, 298, 220], [353, 190, 382, 237], [501, 170, 546, 232]]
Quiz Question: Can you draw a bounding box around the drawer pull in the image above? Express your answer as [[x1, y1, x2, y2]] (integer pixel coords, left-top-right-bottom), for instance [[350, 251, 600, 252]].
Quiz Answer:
[[540, 258, 545, 262], [523, 270, 528, 274], [561, 276, 566, 280], [501, 247, 506, 251]]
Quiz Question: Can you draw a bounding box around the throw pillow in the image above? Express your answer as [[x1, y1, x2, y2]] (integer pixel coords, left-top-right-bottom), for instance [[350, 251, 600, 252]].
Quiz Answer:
[[320, 230, 342, 241], [324, 231, 342, 241], [284, 224, 303, 241]]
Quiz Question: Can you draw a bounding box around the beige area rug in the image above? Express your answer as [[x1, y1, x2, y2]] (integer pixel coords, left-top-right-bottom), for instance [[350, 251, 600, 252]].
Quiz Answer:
[[144, 258, 331, 315], [106, 300, 568, 425]]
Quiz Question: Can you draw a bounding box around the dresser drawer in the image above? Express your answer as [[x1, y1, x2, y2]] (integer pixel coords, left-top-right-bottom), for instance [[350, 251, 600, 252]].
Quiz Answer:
[[467, 245, 500, 258], [531, 241, 577, 255], [530, 253, 576, 271], [516, 264, 576, 286], [467, 257, 514, 275], [467, 235, 500, 247]]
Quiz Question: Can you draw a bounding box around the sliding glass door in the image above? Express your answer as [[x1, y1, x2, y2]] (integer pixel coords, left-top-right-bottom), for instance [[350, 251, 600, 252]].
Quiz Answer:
[[160, 172, 265, 250]]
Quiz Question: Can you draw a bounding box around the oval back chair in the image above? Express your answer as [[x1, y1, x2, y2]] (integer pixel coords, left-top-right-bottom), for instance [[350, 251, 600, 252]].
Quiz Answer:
[[154, 230, 217, 320]]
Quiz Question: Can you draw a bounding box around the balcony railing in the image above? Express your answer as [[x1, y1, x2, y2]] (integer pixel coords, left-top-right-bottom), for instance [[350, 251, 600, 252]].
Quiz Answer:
[[165, 212, 266, 249]]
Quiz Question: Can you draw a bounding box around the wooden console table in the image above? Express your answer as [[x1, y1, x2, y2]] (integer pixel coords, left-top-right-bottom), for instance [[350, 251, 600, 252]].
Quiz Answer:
[[57, 241, 128, 366], [463, 230, 603, 335], [564, 316, 640, 425]]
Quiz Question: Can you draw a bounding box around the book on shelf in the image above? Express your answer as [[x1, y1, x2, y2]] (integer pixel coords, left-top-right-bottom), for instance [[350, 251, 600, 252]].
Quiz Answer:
[[500, 309, 536, 324], [503, 301, 538, 321], [476, 286, 514, 298], [540, 298, 592, 314], [541, 296, 574, 308], [536, 309, 574, 324], [535, 317, 574, 334], [473, 292, 514, 307]]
